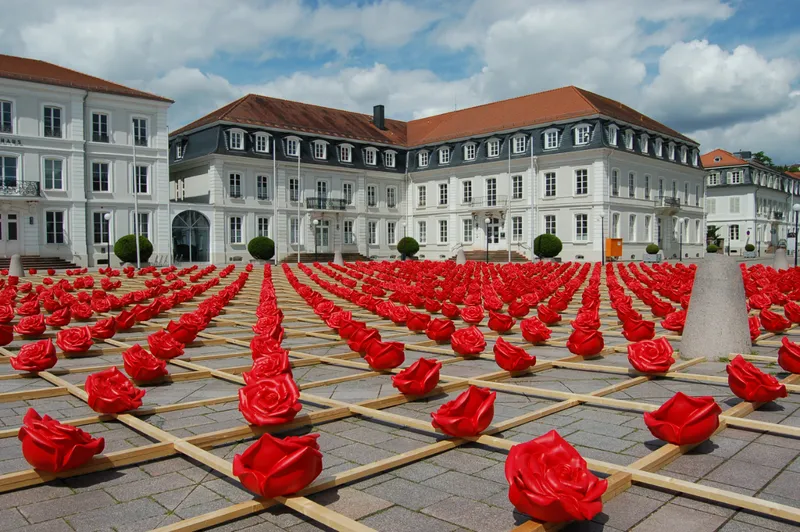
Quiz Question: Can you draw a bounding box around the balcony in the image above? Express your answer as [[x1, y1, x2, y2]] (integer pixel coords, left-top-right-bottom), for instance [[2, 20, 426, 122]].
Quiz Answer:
[[655, 196, 681, 215], [463, 195, 509, 211], [92, 133, 109, 143], [0, 182, 39, 197], [306, 197, 348, 210]]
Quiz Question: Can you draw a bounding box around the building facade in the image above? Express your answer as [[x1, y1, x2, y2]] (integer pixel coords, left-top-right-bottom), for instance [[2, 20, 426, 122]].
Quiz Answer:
[[0, 54, 172, 266], [170, 87, 707, 263], [702, 149, 800, 255]]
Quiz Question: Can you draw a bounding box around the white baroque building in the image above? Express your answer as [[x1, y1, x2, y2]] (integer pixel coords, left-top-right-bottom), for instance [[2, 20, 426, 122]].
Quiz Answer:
[[702, 149, 800, 255], [169, 86, 707, 263], [0, 54, 172, 266]]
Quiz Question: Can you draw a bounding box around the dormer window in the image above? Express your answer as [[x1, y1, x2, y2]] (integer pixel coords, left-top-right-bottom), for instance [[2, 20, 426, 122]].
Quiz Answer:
[[639, 134, 649, 153], [708, 173, 718, 185], [607, 124, 618, 145], [624, 130, 634, 150], [544, 129, 560, 150], [464, 142, 476, 161], [513, 135, 527, 153], [338, 144, 352, 163], [439, 147, 450, 165], [419, 151, 429, 167], [655, 139, 663, 157], [364, 147, 377, 166], [680, 146, 688, 164], [714, 156, 721, 163], [313, 140, 327, 160], [254, 133, 270, 153], [228, 129, 244, 150], [574, 125, 590, 146], [692, 150, 699, 166], [668, 143, 676, 160], [285, 137, 300, 157], [175, 142, 184, 159], [384, 150, 396, 168], [487, 139, 500, 157]]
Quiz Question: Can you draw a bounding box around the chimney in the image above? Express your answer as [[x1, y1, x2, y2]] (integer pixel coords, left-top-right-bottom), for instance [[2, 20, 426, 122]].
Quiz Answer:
[[373, 105, 385, 130]]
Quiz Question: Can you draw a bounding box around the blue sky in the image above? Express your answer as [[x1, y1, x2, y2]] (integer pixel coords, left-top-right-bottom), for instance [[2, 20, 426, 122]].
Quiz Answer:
[[2, 0, 799, 162]]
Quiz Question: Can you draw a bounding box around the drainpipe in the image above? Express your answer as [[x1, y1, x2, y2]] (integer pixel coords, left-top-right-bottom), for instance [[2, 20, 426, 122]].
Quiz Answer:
[[507, 137, 511, 263], [273, 137, 279, 264], [82, 91, 89, 267], [530, 135, 536, 259]]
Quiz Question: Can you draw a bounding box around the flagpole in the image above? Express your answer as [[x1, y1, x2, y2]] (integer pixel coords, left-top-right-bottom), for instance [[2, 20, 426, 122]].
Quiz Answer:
[[132, 119, 141, 269], [297, 140, 301, 264], [507, 137, 511, 263], [273, 137, 278, 265]]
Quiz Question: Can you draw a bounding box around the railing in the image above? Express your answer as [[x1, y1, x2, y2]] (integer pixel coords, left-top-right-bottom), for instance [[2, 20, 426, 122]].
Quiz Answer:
[[44, 127, 61, 138], [774, 211, 784, 220], [0, 182, 39, 197], [92, 133, 109, 143], [462, 195, 509, 209], [0, 125, 11, 134], [306, 197, 348, 210], [655, 196, 681, 208], [257, 192, 271, 200], [134, 138, 148, 147]]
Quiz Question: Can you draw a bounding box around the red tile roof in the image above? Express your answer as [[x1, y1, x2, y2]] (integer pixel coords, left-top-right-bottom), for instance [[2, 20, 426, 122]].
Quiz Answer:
[[701, 149, 748, 168], [0, 54, 173, 103], [172, 86, 696, 146], [788, 171, 800, 179]]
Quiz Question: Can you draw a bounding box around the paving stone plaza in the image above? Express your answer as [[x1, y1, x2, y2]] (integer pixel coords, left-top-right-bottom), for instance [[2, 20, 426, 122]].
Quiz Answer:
[[1, 261, 799, 532]]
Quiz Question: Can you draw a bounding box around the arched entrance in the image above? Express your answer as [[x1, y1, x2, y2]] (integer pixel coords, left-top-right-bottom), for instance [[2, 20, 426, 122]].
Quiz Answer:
[[172, 210, 210, 263]]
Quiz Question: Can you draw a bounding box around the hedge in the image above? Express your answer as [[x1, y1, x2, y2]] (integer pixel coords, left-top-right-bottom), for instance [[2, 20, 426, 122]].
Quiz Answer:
[[248, 237, 275, 261], [114, 235, 154, 264], [533, 234, 563, 258], [397, 237, 420, 257]]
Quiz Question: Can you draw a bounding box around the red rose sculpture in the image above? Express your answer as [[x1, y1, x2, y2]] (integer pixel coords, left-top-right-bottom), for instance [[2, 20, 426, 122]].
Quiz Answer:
[[238, 373, 301, 426], [0, 305, 14, 323], [537, 305, 561, 326], [406, 312, 431, 332], [122, 344, 168, 382], [391, 358, 441, 396], [460, 305, 485, 324], [507, 300, 530, 318], [233, 433, 322, 498], [14, 314, 46, 337], [748, 293, 772, 310], [660, 310, 686, 334], [726, 354, 787, 403], [364, 340, 405, 370], [242, 351, 292, 384], [760, 309, 791, 333], [431, 385, 495, 437], [643, 392, 721, 445], [621, 319, 656, 342], [115, 310, 136, 331], [450, 325, 486, 357], [520, 317, 551, 344], [784, 301, 800, 324], [56, 326, 94, 353], [18, 409, 105, 473], [778, 336, 800, 374], [441, 302, 460, 319], [566, 327, 604, 358], [250, 335, 287, 360], [0, 324, 12, 346], [338, 319, 366, 339], [627, 338, 674, 373], [494, 337, 536, 372], [147, 330, 185, 359], [650, 299, 674, 318], [9, 339, 57, 372], [71, 303, 93, 321], [505, 430, 607, 522], [85, 367, 146, 413], [488, 311, 516, 334], [166, 320, 199, 344], [426, 318, 456, 343], [45, 307, 71, 327], [16, 300, 41, 316], [749, 315, 761, 342], [90, 318, 117, 340], [347, 327, 381, 354]]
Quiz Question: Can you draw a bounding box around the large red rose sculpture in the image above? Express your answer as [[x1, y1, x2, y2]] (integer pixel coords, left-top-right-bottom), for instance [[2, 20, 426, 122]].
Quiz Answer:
[[0, 324, 12, 346], [122, 344, 168, 382], [347, 327, 382, 354], [250, 335, 287, 360], [426, 318, 455, 343], [45, 307, 71, 327], [784, 301, 800, 324], [391, 358, 441, 396], [627, 338, 674, 374], [90, 318, 117, 340], [233, 433, 322, 498], [460, 305, 485, 324], [406, 312, 431, 332], [14, 314, 46, 337], [364, 340, 405, 370], [760, 308, 791, 333], [115, 310, 136, 331], [520, 317, 551, 344], [508, 300, 530, 318], [242, 351, 293, 384], [749, 315, 761, 342], [85, 367, 146, 413], [147, 330, 185, 359], [621, 319, 656, 342], [505, 430, 607, 522], [56, 326, 94, 353], [10, 339, 57, 372], [494, 337, 536, 372], [643, 392, 721, 445], [238, 373, 301, 426], [18, 409, 105, 472], [566, 327, 604, 358], [166, 320, 200, 344], [660, 310, 686, 334], [537, 305, 562, 326], [778, 336, 800, 374], [431, 385, 495, 437], [450, 326, 486, 356], [726, 355, 787, 403], [488, 311, 516, 334]]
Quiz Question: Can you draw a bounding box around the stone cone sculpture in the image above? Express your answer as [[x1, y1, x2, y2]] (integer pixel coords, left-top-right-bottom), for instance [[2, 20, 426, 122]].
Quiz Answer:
[[8, 254, 23, 278], [456, 248, 466, 265], [333, 250, 344, 266], [681, 254, 751, 360], [774, 248, 789, 270]]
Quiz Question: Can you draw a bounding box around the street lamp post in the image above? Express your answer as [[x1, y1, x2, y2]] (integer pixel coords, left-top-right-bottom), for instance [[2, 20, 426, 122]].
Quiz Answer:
[[484, 217, 491, 263], [679, 220, 683, 262], [793, 204, 800, 268], [599, 213, 605, 266], [312, 219, 320, 263], [104, 212, 112, 267]]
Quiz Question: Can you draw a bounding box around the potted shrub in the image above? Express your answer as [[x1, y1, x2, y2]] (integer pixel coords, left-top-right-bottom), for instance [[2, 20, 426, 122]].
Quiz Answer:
[[643, 243, 661, 263], [397, 237, 419, 260], [707, 244, 719, 254], [743, 243, 757, 258], [247, 237, 275, 263], [533, 234, 562, 261], [114, 235, 154, 266]]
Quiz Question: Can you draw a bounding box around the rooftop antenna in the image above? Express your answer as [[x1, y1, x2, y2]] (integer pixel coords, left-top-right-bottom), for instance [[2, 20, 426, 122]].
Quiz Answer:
[[454, 93, 457, 111]]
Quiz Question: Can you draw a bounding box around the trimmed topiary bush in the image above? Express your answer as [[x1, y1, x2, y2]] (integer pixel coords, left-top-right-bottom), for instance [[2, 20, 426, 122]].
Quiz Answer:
[[114, 235, 154, 264], [248, 237, 275, 261], [707, 244, 719, 253], [645, 243, 660, 255], [533, 233, 563, 259], [397, 237, 419, 258], [745, 243, 755, 252]]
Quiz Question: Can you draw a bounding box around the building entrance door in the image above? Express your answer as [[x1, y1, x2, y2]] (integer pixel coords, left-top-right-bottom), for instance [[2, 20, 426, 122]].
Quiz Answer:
[[315, 220, 330, 253], [0, 212, 21, 257]]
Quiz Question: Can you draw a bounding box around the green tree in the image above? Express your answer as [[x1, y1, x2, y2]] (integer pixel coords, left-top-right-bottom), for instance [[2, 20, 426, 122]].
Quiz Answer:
[[706, 224, 720, 245], [753, 151, 774, 167]]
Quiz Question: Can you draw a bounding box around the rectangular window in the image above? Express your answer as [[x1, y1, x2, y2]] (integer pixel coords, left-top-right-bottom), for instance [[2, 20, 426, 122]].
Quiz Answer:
[[92, 113, 109, 142], [339, 145, 352, 162], [439, 220, 448, 244], [92, 162, 109, 192], [644, 175, 650, 200], [0, 156, 16, 187], [417, 185, 427, 207], [575, 126, 590, 145], [135, 166, 149, 194], [419, 151, 429, 167], [612, 213, 620, 238], [462, 181, 473, 204], [365, 149, 376, 166], [367, 185, 377, 207], [625, 132, 634, 150], [257, 175, 272, 200], [707, 198, 716, 214], [545, 131, 559, 149], [708, 173, 718, 185], [544, 172, 556, 197], [487, 140, 500, 157], [228, 173, 241, 198], [313, 142, 326, 159], [257, 217, 270, 237], [671, 180, 677, 199], [368, 221, 377, 245], [611, 170, 619, 196], [387, 222, 396, 244], [644, 216, 652, 242], [289, 178, 299, 202], [384, 152, 395, 168], [684, 182, 689, 203], [439, 183, 448, 205], [44, 106, 62, 138], [0, 100, 11, 133], [43, 159, 63, 190], [386, 187, 397, 208], [135, 212, 149, 239], [513, 136, 526, 153], [730, 224, 740, 241], [628, 215, 636, 242], [658, 178, 664, 199], [486, 178, 497, 205], [343, 183, 354, 205], [229, 217, 243, 244], [418, 221, 427, 244], [655, 140, 663, 157], [93, 212, 109, 244], [45, 211, 65, 244], [730, 197, 740, 213], [255, 135, 268, 153], [344, 220, 354, 244], [132, 118, 148, 146], [575, 214, 588, 241], [439, 149, 450, 165], [175, 143, 183, 159], [512, 216, 523, 242], [545, 215, 556, 235], [628, 172, 636, 198], [575, 169, 588, 195], [696, 185, 700, 207], [462, 219, 473, 243], [286, 138, 299, 157], [465, 144, 476, 160], [656, 218, 662, 246], [512, 175, 523, 199], [228, 131, 243, 150], [290, 218, 299, 244], [731, 171, 742, 184]]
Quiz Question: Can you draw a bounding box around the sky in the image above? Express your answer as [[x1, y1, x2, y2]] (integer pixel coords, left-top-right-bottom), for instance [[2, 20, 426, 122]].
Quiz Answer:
[[2, 0, 799, 163]]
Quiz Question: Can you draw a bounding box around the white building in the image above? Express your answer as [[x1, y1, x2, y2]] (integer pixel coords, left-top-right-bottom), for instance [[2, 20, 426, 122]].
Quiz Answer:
[[0, 54, 172, 266], [702, 149, 800, 255], [169, 86, 706, 263]]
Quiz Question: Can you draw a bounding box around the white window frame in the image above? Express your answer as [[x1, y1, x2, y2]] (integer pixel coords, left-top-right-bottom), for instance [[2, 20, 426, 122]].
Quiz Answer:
[[228, 129, 244, 151], [439, 147, 450, 165], [257, 216, 270, 238], [628, 172, 636, 198], [134, 164, 150, 194], [607, 124, 618, 145], [692, 150, 699, 166], [513, 135, 527, 153], [730, 224, 740, 241], [254, 133, 270, 153], [611, 169, 619, 197], [43, 104, 64, 139], [285, 136, 300, 157], [487, 139, 500, 158], [343, 219, 355, 244], [544, 129, 560, 150], [338, 144, 353, 163], [575, 169, 588, 196], [42, 157, 66, 191], [387, 221, 396, 245], [512, 174, 523, 199], [257, 174, 272, 200], [644, 216, 652, 242], [574, 125, 591, 146], [0, 99, 13, 134], [640, 134, 649, 153], [462, 218, 473, 243], [384, 150, 396, 168], [731, 170, 742, 185], [91, 111, 110, 143], [511, 216, 523, 242], [544, 215, 556, 235], [417, 185, 427, 207], [343, 182, 354, 205], [364, 147, 377, 166], [668, 142, 676, 161], [290, 217, 300, 245], [438, 219, 448, 244], [228, 172, 242, 198], [386, 186, 397, 208], [91, 160, 111, 192], [313, 140, 327, 160], [418, 151, 429, 167], [612, 212, 620, 238], [655, 139, 663, 158], [464, 143, 477, 161], [289, 178, 299, 202], [695, 185, 700, 207], [418, 220, 427, 244], [624, 130, 634, 150], [132, 211, 151, 240], [132, 116, 149, 147], [575, 214, 588, 241], [644, 175, 650, 200], [175, 142, 183, 159], [367, 185, 377, 207], [93, 211, 111, 245], [45, 210, 65, 245], [438, 183, 448, 206], [681, 146, 688, 164], [628, 214, 636, 242], [368, 221, 378, 245], [708, 173, 719, 185], [462, 180, 473, 204], [544, 172, 556, 197]]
